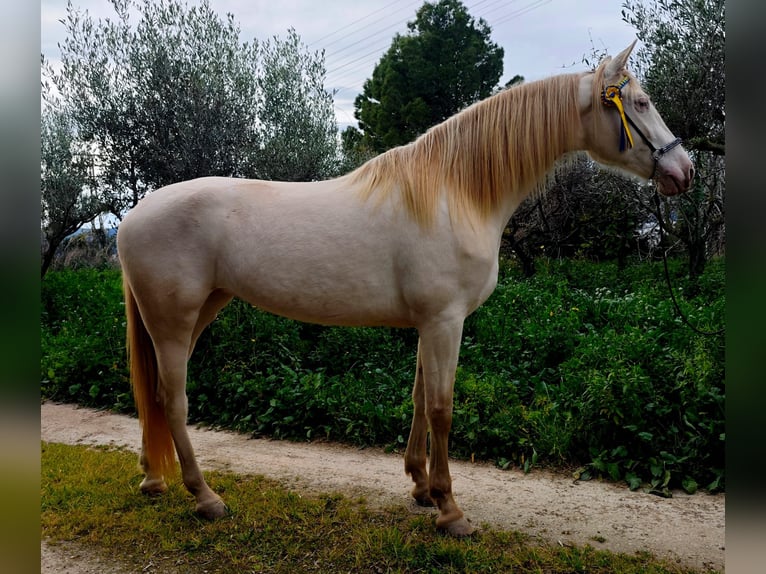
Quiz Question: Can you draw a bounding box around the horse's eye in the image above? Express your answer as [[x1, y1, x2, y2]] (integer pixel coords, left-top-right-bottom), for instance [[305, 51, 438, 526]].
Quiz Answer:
[[636, 98, 650, 112]]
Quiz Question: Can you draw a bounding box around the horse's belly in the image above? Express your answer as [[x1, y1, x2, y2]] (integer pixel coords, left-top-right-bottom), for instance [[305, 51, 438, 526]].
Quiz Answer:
[[236, 285, 412, 328], [222, 257, 412, 327]]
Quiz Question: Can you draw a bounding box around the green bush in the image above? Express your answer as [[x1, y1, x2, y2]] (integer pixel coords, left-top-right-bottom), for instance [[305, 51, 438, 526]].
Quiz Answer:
[[41, 268, 133, 410], [185, 299, 417, 444], [40, 258, 725, 492]]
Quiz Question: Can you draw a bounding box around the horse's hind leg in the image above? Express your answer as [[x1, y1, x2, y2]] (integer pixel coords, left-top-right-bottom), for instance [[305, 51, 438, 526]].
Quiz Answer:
[[404, 341, 433, 506], [188, 289, 233, 359], [153, 334, 227, 519]]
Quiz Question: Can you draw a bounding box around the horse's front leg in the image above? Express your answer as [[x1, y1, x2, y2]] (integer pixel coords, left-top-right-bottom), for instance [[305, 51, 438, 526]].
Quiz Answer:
[[404, 340, 433, 506], [418, 317, 474, 537]]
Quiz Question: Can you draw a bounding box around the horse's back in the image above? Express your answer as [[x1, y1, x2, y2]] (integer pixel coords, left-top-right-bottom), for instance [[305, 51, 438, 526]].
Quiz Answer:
[[118, 176, 341, 262]]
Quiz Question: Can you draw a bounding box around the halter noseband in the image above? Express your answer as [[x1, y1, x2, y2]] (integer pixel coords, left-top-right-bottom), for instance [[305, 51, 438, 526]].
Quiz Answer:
[[601, 76, 682, 177]]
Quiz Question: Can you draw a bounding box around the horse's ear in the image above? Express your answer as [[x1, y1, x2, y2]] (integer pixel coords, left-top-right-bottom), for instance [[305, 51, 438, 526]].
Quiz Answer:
[[604, 39, 638, 78]]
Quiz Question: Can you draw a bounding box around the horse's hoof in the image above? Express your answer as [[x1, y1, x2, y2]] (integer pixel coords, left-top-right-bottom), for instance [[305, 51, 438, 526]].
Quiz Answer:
[[140, 477, 168, 496], [436, 516, 476, 538], [195, 497, 228, 520]]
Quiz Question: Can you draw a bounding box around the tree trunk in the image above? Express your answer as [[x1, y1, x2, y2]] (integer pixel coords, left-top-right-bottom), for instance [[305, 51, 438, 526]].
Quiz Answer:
[[687, 238, 707, 281], [41, 239, 59, 278], [511, 243, 536, 277]]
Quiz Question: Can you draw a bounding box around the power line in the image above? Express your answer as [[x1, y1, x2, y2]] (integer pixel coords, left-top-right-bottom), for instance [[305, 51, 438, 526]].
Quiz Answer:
[[325, 0, 502, 81], [473, 0, 520, 19], [326, 39, 394, 78], [322, 0, 548, 84], [310, 0, 416, 48], [492, 0, 552, 27], [318, 0, 556, 122], [325, 14, 411, 60]]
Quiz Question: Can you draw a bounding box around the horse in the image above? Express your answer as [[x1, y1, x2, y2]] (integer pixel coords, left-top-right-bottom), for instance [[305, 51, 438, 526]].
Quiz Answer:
[[117, 40, 693, 536]]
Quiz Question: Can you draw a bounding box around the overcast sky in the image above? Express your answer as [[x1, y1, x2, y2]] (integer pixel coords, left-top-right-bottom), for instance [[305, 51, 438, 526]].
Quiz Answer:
[[41, 0, 638, 129]]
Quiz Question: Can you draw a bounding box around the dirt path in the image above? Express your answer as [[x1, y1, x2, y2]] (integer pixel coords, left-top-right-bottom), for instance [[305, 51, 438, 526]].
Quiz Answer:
[[41, 402, 725, 572]]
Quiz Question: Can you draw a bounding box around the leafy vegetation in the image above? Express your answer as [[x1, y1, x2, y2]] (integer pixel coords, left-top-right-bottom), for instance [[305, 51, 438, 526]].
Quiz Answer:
[[41, 258, 724, 493], [41, 442, 716, 573], [39, 104, 100, 277], [622, 0, 726, 278]]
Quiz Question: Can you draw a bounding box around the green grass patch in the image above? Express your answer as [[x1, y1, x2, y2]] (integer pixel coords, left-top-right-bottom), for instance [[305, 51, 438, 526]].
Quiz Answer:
[[42, 442, 716, 573]]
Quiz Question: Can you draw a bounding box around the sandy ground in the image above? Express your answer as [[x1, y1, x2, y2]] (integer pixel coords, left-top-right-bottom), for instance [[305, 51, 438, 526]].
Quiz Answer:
[[41, 402, 725, 572]]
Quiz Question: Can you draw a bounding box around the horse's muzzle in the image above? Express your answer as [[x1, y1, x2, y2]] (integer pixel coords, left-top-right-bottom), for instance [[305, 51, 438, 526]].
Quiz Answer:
[[656, 156, 694, 196]]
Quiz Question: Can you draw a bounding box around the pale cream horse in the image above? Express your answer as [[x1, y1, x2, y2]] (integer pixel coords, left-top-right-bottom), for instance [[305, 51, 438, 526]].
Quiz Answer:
[[117, 41, 692, 536]]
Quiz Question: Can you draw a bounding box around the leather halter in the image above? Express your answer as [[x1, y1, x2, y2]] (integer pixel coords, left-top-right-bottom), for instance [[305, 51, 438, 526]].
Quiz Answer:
[[601, 76, 683, 177]]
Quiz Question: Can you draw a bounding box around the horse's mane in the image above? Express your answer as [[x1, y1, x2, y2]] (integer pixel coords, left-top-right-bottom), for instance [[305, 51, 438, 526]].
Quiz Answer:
[[350, 71, 587, 226]]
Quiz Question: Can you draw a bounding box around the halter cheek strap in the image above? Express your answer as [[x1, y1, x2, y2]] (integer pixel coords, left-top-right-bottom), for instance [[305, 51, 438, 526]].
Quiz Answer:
[[601, 76, 683, 176], [601, 77, 634, 151]]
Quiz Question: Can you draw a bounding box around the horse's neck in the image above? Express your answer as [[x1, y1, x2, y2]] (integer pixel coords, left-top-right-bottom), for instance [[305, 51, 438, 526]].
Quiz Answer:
[[486, 73, 588, 234], [485, 184, 538, 246]]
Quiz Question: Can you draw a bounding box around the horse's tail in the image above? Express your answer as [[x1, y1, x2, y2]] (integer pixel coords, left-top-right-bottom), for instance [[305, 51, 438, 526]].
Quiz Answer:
[[123, 273, 176, 479]]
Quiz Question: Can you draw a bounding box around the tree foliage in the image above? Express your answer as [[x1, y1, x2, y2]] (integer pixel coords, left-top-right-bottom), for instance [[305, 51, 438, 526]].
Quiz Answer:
[[353, 0, 503, 152], [622, 0, 724, 155], [503, 158, 650, 275], [509, 2, 726, 276], [42, 0, 338, 222], [256, 30, 340, 181], [622, 0, 725, 277], [40, 98, 101, 277]]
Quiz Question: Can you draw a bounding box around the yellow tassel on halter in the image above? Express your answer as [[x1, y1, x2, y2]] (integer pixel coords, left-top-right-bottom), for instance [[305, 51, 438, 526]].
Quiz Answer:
[[602, 80, 635, 150]]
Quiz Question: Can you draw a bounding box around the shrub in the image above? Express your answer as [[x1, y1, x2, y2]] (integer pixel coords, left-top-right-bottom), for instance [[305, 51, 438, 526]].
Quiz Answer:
[[41, 258, 725, 492], [41, 268, 132, 410]]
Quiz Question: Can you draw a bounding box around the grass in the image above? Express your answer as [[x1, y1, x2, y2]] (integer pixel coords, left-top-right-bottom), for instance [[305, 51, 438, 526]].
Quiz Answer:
[[42, 442, 717, 573]]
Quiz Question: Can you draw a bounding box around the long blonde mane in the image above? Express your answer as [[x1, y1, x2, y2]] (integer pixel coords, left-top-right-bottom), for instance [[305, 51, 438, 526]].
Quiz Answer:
[[350, 72, 585, 226]]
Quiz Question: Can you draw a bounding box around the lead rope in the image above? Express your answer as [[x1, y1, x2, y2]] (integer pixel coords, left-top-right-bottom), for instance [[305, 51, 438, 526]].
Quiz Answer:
[[652, 192, 724, 337]]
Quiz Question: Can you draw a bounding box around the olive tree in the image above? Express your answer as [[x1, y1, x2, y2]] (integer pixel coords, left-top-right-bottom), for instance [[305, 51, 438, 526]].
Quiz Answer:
[[622, 0, 725, 277], [40, 99, 101, 277], [254, 29, 340, 181], [43, 0, 339, 222]]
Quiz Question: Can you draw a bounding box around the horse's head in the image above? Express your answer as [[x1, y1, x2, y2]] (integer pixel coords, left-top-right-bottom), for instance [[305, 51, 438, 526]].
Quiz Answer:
[[580, 40, 693, 196]]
